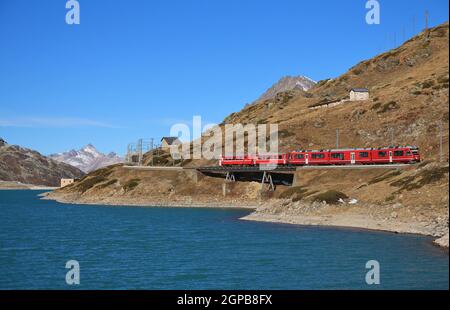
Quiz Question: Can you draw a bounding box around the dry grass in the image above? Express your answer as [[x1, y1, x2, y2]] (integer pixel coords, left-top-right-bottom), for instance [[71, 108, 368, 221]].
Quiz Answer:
[[312, 190, 348, 204], [123, 179, 141, 192], [391, 166, 449, 192]]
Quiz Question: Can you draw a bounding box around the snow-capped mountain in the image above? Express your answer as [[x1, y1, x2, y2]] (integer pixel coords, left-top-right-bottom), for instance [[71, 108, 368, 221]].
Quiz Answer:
[[49, 144, 123, 173]]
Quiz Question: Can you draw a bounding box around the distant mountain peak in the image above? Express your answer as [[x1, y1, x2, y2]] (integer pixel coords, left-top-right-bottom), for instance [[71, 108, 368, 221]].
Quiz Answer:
[[257, 75, 316, 102], [50, 144, 123, 173], [82, 143, 97, 151]]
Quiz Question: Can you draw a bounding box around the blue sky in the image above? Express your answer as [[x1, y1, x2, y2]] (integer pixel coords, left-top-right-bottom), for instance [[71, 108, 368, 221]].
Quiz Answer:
[[0, 0, 448, 156]]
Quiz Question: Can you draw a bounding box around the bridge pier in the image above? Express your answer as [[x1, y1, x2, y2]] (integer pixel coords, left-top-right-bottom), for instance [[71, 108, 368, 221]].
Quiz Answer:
[[292, 170, 299, 186], [225, 172, 236, 182], [261, 171, 275, 192], [223, 172, 236, 197]]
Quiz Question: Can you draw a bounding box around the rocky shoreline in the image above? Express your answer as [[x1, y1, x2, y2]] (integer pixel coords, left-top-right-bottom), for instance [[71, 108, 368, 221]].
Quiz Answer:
[[40, 191, 259, 209], [241, 199, 449, 248]]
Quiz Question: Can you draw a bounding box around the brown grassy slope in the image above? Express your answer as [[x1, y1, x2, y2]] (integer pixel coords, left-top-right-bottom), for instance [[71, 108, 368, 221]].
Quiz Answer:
[[116, 22, 449, 167], [223, 23, 449, 160], [50, 164, 262, 206]]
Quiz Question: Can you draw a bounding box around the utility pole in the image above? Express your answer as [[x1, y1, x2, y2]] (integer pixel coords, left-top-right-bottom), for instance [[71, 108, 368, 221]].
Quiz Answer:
[[137, 139, 143, 166], [390, 128, 395, 146], [150, 138, 155, 166], [336, 129, 340, 149], [439, 121, 443, 163], [425, 10, 430, 39]]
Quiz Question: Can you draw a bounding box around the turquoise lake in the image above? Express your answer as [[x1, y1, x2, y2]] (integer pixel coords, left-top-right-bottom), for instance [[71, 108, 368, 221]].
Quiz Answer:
[[0, 190, 448, 289]]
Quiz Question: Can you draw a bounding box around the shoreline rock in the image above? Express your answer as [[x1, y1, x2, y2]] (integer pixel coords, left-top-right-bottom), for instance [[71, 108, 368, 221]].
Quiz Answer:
[[434, 233, 449, 248]]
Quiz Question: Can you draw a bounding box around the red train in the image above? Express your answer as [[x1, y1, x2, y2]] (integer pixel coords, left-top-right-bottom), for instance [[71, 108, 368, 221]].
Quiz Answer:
[[219, 146, 420, 167]]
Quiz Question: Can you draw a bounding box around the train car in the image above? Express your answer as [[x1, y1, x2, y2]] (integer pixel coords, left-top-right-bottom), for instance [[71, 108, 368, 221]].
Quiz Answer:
[[307, 150, 330, 165], [289, 149, 356, 165], [350, 148, 374, 165], [219, 155, 255, 167], [288, 151, 307, 165], [371, 146, 420, 164], [254, 153, 288, 166], [289, 150, 336, 165], [289, 149, 357, 165], [328, 149, 352, 165]]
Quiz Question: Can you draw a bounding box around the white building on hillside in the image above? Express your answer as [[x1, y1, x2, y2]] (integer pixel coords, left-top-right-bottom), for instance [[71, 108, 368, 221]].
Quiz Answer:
[[349, 88, 369, 101]]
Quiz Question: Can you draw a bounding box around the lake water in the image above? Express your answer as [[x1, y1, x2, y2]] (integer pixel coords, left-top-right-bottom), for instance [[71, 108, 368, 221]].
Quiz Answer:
[[0, 190, 448, 289]]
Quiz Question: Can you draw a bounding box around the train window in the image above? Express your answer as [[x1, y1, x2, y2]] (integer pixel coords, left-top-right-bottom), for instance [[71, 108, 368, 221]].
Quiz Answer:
[[394, 150, 404, 156], [359, 152, 369, 158], [406, 151, 411, 156], [378, 151, 387, 157], [296, 154, 304, 159], [312, 153, 325, 159], [331, 153, 344, 160]]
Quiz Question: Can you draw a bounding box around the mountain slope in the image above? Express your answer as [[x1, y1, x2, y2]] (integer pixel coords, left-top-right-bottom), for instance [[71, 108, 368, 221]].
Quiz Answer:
[[223, 23, 449, 161], [0, 139, 85, 186], [50, 144, 123, 173]]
